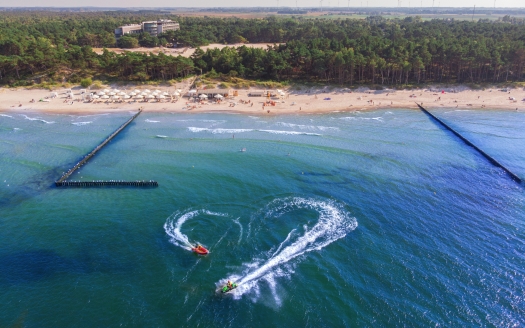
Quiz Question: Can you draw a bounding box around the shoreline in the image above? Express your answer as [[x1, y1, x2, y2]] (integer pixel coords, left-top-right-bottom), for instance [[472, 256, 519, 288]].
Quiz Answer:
[[1, 85, 523, 116]]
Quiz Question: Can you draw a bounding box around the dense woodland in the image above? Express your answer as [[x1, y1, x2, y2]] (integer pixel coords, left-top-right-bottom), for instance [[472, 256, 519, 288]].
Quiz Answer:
[[0, 11, 524, 86]]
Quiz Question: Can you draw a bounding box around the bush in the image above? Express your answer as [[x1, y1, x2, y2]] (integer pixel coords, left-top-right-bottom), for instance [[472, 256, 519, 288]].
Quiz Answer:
[[91, 80, 103, 90], [80, 78, 92, 88], [118, 36, 139, 49]]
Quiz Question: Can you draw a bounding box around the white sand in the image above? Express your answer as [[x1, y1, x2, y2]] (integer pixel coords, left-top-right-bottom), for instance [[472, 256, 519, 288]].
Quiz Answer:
[[1, 83, 524, 116], [93, 43, 278, 58]]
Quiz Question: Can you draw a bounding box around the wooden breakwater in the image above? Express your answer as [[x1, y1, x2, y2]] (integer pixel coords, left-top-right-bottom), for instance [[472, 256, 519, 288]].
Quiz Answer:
[[417, 103, 521, 183], [55, 180, 158, 187], [55, 109, 157, 188]]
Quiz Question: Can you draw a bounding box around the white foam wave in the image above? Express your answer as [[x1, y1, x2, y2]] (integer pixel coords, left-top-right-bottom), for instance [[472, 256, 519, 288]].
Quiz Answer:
[[275, 122, 339, 131], [20, 114, 55, 124], [0, 114, 14, 118], [156, 135, 168, 138], [164, 209, 227, 251], [259, 130, 321, 136], [187, 127, 321, 136], [13, 128, 21, 131], [145, 119, 160, 123], [72, 121, 92, 126], [217, 197, 357, 304], [71, 113, 109, 119], [188, 127, 253, 134]]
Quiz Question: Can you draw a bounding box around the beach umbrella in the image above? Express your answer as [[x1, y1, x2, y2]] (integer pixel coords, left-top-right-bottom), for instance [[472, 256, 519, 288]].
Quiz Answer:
[[214, 94, 223, 99], [146, 94, 155, 99], [97, 91, 105, 96], [188, 90, 197, 94], [92, 95, 100, 99], [119, 92, 127, 96], [134, 89, 140, 93], [154, 89, 161, 93], [144, 89, 151, 93], [199, 94, 208, 99], [129, 92, 137, 96], [123, 95, 131, 99], [109, 92, 116, 96], [177, 89, 182, 93], [158, 95, 166, 99], [101, 95, 110, 99], [162, 92, 170, 96], [174, 92, 180, 96], [134, 95, 143, 99], [112, 89, 119, 93], [103, 89, 110, 93], [112, 95, 120, 99]]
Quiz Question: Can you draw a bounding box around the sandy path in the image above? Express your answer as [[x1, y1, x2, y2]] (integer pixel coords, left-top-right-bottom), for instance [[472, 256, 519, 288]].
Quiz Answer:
[[93, 43, 277, 58]]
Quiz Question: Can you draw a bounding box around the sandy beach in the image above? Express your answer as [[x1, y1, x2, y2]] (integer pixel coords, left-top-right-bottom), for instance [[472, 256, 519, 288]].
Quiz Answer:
[[1, 84, 524, 116]]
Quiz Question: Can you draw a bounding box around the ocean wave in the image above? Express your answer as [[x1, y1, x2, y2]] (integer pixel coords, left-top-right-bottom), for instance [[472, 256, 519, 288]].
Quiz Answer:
[[145, 119, 160, 123], [156, 135, 168, 138], [13, 128, 21, 131], [70, 113, 109, 119], [0, 114, 14, 118], [259, 130, 321, 136], [188, 127, 254, 134], [187, 127, 322, 136], [72, 121, 92, 126], [340, 116, 383, 121], [20, 114, 55, 124], [217, 197, 357, 305], [275, 122, 338, 131]]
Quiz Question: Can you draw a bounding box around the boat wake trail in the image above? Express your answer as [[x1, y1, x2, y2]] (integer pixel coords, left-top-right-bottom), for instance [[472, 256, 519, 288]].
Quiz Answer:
[[233, 218, 243, 244], [164, 209, 227, 251], [217, 197, 357, 304]]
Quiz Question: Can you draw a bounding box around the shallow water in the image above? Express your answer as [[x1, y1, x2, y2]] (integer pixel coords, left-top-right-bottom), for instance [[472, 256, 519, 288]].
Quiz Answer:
[[1, 109, 524, 327]]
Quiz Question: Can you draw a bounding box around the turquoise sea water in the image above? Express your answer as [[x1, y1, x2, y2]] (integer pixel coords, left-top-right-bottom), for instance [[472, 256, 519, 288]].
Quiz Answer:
[[1, 108, 524, 327]]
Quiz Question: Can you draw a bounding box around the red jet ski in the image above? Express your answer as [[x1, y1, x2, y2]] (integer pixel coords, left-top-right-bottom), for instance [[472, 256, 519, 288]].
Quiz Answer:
[[192, 244, 209, 255]]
